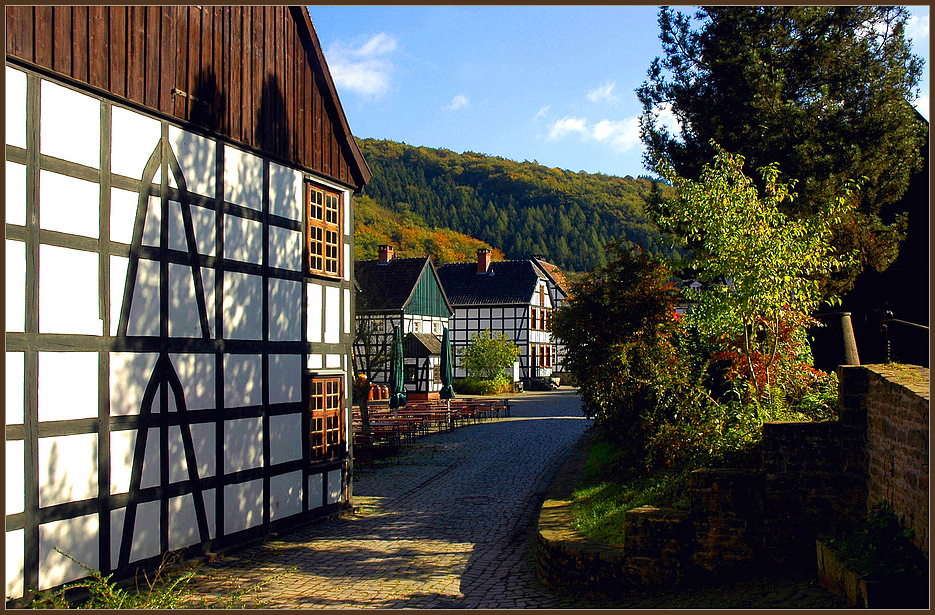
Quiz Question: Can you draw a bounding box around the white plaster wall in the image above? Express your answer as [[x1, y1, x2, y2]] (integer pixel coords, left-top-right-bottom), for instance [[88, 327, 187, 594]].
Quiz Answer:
[[169, 353, 216, 411], [326, 354, 341, 368], [223, 354, 262, 408], [168, 490, 217, 550], [110, 500, 160, 565], [6, 66, 27, 149], [6, 528, 24, 599], [269, 354, 301, 404], [327, 469, 343, 505], [141, 194, 161, 247], [308, 473, 324, 510], [109, 352, 158, 416], [167, 422, 216, 482], [224, 417, 264, 474], [6, 161, 26, 225], [6, 440, 24, 515], [38, 433, 97, 507], [269, 414, 303, 464], [344, 288, 351, 334], [269, 278, 302, 341], [110, 428, 160, 493], [6, 239, 25, 333], [126, 258, 160, 337], [39, 245, 101, 335], [6, 351, 24, 425], [223, 145, 263, 210], [111, 105, 161, 182], [110, 187, 139, 245], [324, 285, 340, 344], [307, 283, 323, 343], [39, 514, 99, 590], [268, 162, 302, 220], [307, 354, 323, 369], [270, 471, 303, 521], [344, 244, 351, 281], [268, 226, 302, 271], [169, 126, 215, 197], [38, 352, 98, 422], [169, 201, 216, 256], [223, 215, 263, 264], [224, 479, 263, 534], [168, 263, 204, 338], [223, 271, 263, 340], [40, 80, 99, 169]]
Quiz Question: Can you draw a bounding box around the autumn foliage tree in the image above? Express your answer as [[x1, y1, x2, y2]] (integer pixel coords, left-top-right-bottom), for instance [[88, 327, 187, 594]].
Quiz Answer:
[[655, 144, 858, 414]]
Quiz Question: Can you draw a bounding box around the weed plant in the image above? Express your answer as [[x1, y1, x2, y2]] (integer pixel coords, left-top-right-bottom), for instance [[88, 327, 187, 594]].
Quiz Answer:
[[25, 549, 292, 609]]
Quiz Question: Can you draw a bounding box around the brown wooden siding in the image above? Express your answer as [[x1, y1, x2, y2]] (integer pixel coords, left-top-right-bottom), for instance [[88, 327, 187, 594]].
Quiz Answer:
[[5, 5, 369, 189]]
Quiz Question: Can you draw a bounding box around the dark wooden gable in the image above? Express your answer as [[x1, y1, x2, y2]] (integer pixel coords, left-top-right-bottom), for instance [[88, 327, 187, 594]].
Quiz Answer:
[[5, 5, 370, 189]]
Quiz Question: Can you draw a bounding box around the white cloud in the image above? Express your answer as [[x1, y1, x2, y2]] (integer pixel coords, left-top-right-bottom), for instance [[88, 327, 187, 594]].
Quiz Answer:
[[906, 13, 929, 43], [325, 33, 398, 99], [591, 118, 641, 152], [587, 80, 619, 104], [443, 94, 470, 111], [546, 115, 641, 153], [655, 102, 682, 135], [533, 105, 551, 122], [547, 116, 589, 140]]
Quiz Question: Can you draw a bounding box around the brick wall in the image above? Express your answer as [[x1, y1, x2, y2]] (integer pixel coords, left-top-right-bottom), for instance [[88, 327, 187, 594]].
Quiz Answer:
[[839, 365, 929, 557]]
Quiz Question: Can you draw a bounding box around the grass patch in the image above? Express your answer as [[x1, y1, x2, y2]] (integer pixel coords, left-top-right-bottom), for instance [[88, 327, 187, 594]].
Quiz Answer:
[[571, 439, 692, 546]]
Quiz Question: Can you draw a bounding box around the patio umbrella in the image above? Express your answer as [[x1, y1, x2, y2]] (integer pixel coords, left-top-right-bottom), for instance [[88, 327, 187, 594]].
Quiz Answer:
[[439, 327, 456, 411], [388, 325, 407, 414]]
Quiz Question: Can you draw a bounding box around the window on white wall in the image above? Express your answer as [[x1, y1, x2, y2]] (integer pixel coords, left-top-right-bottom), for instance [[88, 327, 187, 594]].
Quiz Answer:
[[306, 182, 341, 278]]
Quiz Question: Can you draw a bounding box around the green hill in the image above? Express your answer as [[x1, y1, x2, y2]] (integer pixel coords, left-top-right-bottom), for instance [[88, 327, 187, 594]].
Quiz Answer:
[[354, 194, 506, 264], [356, 138, 675, 274]]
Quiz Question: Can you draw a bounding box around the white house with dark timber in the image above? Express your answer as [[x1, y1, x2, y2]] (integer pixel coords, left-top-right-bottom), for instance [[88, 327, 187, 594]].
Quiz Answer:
[[354, 246, 454, 400], [5, 6, 371, 603], [437, 249, 569, 383]]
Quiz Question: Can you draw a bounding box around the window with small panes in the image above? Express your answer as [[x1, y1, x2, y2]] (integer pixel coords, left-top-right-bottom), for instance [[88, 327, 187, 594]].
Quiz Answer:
[[306, 182, 341, 277], [308, 376, 345, 461]]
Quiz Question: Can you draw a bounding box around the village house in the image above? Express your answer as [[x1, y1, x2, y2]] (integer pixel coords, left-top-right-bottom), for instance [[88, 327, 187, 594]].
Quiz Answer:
[[354, 245, 454, 400], [437, 249, 568, 385], [5, 6, 369, 601]]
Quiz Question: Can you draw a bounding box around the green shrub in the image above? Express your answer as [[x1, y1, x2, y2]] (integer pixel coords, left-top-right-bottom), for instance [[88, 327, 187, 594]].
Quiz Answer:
[[453, 375, 513, 396]]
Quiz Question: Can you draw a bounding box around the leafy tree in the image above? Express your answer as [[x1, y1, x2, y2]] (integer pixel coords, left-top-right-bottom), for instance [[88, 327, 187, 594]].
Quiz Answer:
[[551, 243, 685, 464], [655, 144, 857, 412], [637, 6, 927, 295], [459, 329, 520, 381]]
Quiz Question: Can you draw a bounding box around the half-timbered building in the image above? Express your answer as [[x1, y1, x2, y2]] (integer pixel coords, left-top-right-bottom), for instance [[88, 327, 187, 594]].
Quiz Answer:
[[354, 246, 454, 399], [5, 6, 369, 602], [437, 249, 568, 383]]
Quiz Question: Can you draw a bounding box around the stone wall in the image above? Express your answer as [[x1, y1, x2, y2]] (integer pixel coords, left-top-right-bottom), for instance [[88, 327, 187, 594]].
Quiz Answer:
[[537, 364, 929, 593], [840, 364, 929, 557]]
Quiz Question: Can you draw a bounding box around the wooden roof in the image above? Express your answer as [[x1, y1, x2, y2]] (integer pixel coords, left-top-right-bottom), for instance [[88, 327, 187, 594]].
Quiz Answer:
[[5, 6, 370, 190]]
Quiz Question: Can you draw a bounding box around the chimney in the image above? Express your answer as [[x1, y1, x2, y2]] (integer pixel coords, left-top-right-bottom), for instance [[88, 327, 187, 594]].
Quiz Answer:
[[378, 245, 394, 264], [477, 248, 492, 274]]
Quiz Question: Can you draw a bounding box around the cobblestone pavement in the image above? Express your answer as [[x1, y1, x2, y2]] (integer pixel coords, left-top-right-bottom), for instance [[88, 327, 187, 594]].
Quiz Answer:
[[187, 389, 845, 609]]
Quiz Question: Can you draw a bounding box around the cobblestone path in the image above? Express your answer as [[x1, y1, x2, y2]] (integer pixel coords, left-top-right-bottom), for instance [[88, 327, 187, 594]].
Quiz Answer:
[[187, 389, 844, 609]]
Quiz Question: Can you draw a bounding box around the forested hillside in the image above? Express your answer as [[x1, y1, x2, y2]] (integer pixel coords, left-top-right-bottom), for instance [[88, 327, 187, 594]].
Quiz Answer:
[[357, 138, 675, 274], [354, 194, 506, 264]]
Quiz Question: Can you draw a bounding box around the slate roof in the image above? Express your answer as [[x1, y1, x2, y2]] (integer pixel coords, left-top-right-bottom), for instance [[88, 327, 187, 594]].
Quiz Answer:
[[404, 332, 442, 357], [436, 260, 544, 306], [355, 257, 430, 312]]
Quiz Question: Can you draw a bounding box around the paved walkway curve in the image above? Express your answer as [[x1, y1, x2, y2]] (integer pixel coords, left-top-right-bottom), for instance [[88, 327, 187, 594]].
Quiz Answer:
[[187, 389, 844, 609]]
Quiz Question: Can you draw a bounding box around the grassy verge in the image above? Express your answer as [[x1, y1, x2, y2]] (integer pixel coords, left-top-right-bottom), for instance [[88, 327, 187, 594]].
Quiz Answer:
[[570, 439, 693, 546]]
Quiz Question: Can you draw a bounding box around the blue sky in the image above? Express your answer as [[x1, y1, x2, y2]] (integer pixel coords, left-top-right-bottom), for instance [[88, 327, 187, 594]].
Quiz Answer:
[[308, 5, 930, 179]]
